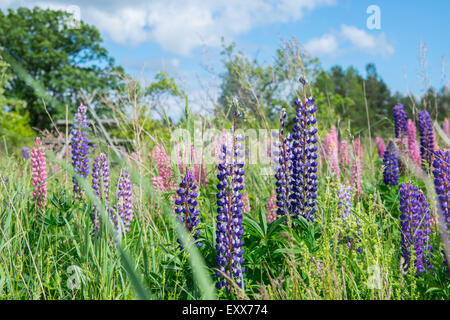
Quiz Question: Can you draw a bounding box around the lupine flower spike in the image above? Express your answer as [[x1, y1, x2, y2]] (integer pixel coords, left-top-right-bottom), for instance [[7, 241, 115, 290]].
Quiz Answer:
[[215, 105, 245, 291], [339, 139, 350, 168], [443, 118, 450, 137], [324, 126, 340, 180], [337, 184, 353, 220], [31, 137, 47, 210], [91, 153, 110, 234], [399, 183, 433, 274], [351, 137, 363, 199], [375, 136, 386, 159], [432, 149, 450, 230], [266, 190, 277, 224], [175, 169, 201, 249], [273, 109, 291, 218], [393, 103, 408, 139], [407, 119, 421, 166], [71, 104, 90, 195], [152, 143, 173, 191], [289, 87, 319, 222], [418, 110, 436, 171], [383, 141, 399, 186], [113, 170, 134, 234]]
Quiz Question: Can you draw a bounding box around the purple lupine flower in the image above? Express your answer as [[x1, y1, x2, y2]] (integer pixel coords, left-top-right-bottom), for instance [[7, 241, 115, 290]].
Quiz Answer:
[[273, 110, 291, 218], [432, 149, 450, 230], [71, 104, 90, 195], [337, 184, 353, 220], [91, 153, 110, 234], [22, 147, 30, 160], [175, 169, 201, 249], [215, 106, 245, 292], [383, 141, 399, 186], [113, 169, 134, 233], [393, 103, 408, 139], [418, 110, 435, 171], [399, 183, 433, 274], [288, 96, 319, 222]]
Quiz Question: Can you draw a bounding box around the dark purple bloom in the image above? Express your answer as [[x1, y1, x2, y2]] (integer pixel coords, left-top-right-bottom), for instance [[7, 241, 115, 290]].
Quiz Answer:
[[432, 149, 450, 230], [289, 96, 318, 222], [273, 110, 291, 218], [418, 110, 435, 171], [383, 141, 399, 186], [393, 103, 408, 138], [71, 104, 90, 194], [215, 107, 245, 292], [22, 147, 30, 160], [274, 93, 318, 222], [91, 153, 110, 234], [399, 183, 433, 275], [175, 168, 201, 249]]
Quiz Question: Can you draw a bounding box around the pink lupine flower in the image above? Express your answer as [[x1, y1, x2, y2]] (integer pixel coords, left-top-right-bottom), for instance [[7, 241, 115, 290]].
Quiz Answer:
[[242, 191, 250, 214], [407, 119, 421, 166], [351, 137, 363, 199], [266, 190, 277, 223], [152, 176, 165, 192], [375, 136, 386, 158], [31, 137, 47, 210], [443, 118, 449, 137], [324, 126, 340, 179], [152, 143, 173, 191], [339, 139, 350, 167]]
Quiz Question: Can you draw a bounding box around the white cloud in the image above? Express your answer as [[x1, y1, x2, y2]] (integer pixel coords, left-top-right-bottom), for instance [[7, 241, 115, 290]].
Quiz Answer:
[[340, 24, 394, 56], [304, 33, 338, 55], [3, 0, 336, 55], [304, 24, 395, 57]]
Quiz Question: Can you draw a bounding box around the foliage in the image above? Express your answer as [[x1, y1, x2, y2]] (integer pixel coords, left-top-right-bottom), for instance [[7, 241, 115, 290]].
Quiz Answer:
[[0, 50, 33, 148], [0, 7, 124, 128]]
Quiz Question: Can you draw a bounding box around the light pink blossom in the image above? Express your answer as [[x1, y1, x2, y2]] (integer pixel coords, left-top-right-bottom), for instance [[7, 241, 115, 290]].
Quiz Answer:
[[375, 136, 385, 158], [31, 137, 47, 209], [407, 119, 421, 166], [324, 126, 340, 179]]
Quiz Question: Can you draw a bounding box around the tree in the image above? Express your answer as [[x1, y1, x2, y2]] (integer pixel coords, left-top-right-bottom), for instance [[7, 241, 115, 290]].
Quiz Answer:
[[0, 49, 33, 146], [0, 7, 124, 128], [217, 38, 320, 126]]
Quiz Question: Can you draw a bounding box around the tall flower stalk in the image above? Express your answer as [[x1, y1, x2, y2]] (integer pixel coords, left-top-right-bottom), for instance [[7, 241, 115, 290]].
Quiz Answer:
[[432, 149, 450, 230], [289, 95, 319, 221], [71, 104, 90, 195], [418, 110, 435, 171], [274, 81, 318, 222], [383, 141, 399, 186], [443, 118, 449, 137], [91, 153, 110, 234], [407, 119, 421, 166], [175, 169, 201, 249], [113, 170, 134, 234], [375, 136, 386, 159], [351, 137, 363, 199], [215, 107, 245, 291], [399, 183, 433, 274], [324, 125, 340, 179], [393, 103, 408, 139], [273, 110, 291, 218], [31, 137, 47, 210]]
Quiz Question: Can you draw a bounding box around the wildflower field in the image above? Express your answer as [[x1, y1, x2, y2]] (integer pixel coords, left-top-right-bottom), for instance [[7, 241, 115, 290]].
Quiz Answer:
[[0, 87, 449, 300], [0, 5, 449, 302]]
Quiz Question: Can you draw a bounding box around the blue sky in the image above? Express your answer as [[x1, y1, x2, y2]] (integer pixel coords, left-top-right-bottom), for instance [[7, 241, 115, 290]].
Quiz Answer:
[[2, 0, 450, 116]]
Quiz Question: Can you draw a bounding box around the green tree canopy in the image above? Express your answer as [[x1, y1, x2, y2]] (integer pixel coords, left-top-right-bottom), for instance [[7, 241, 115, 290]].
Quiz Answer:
[[0, 7, 124, 128]]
